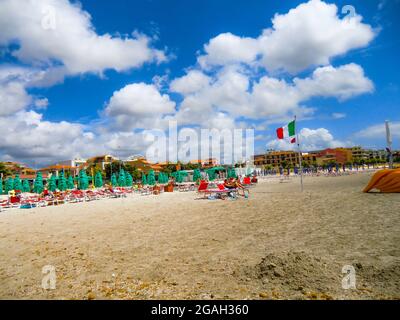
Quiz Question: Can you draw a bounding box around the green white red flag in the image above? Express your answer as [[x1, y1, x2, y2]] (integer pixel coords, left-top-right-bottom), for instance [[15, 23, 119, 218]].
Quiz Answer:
[[276, 120, 296, 143]]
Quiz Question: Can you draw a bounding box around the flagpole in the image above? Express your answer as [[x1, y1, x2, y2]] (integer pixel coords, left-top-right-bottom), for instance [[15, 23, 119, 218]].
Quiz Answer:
[[385, 120, 393, 169], [295, 115, 304, 192]]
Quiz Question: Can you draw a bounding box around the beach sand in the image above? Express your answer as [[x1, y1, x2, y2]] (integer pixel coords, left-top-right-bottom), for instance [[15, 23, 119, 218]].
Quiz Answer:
[[0, 172, 399, 300]]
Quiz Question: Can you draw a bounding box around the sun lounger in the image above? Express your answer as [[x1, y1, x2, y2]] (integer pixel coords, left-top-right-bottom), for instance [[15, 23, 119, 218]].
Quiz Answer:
[[197, 182, 237, 199]]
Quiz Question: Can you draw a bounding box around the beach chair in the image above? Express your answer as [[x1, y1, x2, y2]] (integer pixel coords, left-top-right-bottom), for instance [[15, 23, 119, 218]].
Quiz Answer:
[[197, 182, 235, 199], [140, 186, 152, 196], [0, 199, 11, 211], [9, 196, 21, 208], [197, 181, 210, 198]]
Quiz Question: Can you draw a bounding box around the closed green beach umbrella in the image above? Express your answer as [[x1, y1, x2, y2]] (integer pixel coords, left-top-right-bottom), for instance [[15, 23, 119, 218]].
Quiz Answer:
[[147, 170, 156, 186], [193, 169, 201, 182], [0, 178, 3, 194], [78, 170, 89, 190], [228, 167, 237, 179], [94, 171, 103, 188], [58, 172, 67, 191], [111, 173, 117, 187], [5, 177, 14, 193], [157, 172, 162, 184], [67, 175, 74, 190], [118, 169, 126, 187], [13, 174, 22, 191], [48, 175, 57, 192], [33, 172, 44, 194], [22, 179, 30, 193], [141, 173, 147, 185], [206, 169, 216, 181], [125, 173, 133, 187]]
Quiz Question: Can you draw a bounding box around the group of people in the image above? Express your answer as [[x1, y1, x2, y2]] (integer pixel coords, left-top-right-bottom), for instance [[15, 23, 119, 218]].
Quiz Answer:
[[223, 177, 245, 190]]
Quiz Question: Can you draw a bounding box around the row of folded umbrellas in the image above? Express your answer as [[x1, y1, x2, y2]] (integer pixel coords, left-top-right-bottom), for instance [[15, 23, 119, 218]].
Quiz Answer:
[[1, 167, 241, 194]]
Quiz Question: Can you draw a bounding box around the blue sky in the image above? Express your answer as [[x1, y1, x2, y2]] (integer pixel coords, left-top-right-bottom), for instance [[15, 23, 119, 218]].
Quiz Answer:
[[0, 0, 399, 166]]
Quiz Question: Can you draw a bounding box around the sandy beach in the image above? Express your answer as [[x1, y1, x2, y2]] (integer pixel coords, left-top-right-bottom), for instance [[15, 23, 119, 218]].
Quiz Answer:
[[0, 172, 399, 300]]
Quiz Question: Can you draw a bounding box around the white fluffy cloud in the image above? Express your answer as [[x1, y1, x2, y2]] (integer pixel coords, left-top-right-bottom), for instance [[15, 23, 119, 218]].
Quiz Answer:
[[0, 110, 154, 166], [355, 122, 400, 139], [198, 0, 375, 73], [105, 83, 176, 131], [0, 81, 32, 116], [170, 70, 211, 95], [198, 33, 260, 69], [0, 0, 166, 77], [171, 63, 373, 123], [294, 63, 374, 100], [267, 128, 349, 151]]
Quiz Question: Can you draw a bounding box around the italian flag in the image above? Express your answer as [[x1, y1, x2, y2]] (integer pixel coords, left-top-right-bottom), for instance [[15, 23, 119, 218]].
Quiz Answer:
[[276, 120, 296, 143]]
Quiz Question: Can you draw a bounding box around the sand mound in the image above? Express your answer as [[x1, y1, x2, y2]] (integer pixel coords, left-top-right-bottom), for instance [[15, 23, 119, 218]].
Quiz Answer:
[[257, 252, 336, 291], [241, 251, 400, 300]]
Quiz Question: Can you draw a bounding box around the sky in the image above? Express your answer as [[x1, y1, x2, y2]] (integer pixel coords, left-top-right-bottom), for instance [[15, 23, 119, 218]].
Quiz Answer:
[[0, 0, 399, 167]]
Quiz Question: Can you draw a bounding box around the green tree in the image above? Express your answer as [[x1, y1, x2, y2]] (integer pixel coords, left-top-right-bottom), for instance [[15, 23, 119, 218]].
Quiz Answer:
[[181, 163, 200, 170], [281, 160, 288, 169], [124, 163, 141, 181], [0, 162, 11, 177]]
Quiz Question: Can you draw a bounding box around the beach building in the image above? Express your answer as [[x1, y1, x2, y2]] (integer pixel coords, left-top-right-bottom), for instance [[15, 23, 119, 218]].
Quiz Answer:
[[1, 161, 36, 176], [365, 149, 387, 161], [86, 155, 120, 170], [253, 151, 317, 168], [124, 156, 163, 173], [58, 158, 87, 168], [0, 161, 37, 182], [38, 164, 75, 177], [189, 158, 219, 168], [345, 146, 370, 161], [314, 148, 353, 165]]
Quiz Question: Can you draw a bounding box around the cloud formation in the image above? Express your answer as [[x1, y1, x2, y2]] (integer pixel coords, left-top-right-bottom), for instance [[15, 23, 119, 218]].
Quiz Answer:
[[0, 0, 379, 166], [267, 128, 349, 151], [198, 0, 375, 73], [0, 0, 166, 77]]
